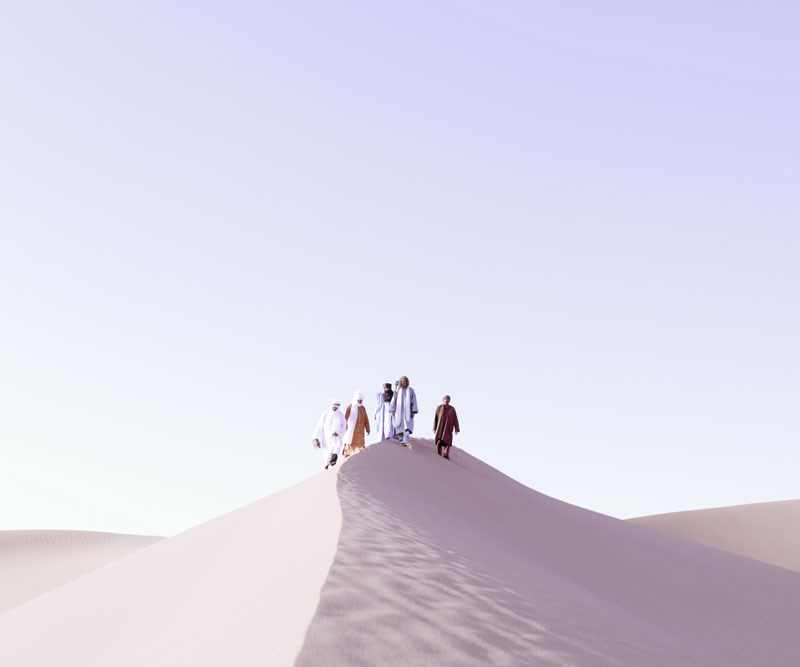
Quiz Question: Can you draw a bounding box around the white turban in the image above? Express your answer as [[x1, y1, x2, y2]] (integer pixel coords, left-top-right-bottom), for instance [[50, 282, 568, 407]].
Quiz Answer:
[[331, 399, 341, 407], [352, 391, 364, 403]]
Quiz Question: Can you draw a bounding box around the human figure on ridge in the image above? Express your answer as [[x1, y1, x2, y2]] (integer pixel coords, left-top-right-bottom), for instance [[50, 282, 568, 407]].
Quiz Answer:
[[390, 376, 418, 446], [312, 399, 346, 469], [373, 382, 395, 443], [343, 391, 370, 457], [433, 395, 460, 459]]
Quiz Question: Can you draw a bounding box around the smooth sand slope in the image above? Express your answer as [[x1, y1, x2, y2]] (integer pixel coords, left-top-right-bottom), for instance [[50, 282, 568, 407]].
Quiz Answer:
[[629, 499, 800, 573], [3, 440, 800, 666], [0, 530, 161, 614], [0, 471, 341, 667], [296, 439, 800, 667]]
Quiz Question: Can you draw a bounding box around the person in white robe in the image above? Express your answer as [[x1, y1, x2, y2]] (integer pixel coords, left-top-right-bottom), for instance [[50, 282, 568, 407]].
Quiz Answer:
[[312, 399, 346, 469], [390, 376, 418, 445], [373, 383, 395, 443]]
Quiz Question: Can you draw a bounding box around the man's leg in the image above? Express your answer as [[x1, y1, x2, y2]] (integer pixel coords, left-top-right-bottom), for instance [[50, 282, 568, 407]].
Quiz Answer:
[[330, 436, 343, 466], [397, 417, 408, 445]]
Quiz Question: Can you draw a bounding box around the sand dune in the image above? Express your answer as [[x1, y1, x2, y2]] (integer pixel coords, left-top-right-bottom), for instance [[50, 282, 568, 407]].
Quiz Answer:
[[0, 472, 341, 666], [0, 530, 162, 614], [296, 440, 800, 666], [629, 499, 800, 573], [2, 440, 799, 666]]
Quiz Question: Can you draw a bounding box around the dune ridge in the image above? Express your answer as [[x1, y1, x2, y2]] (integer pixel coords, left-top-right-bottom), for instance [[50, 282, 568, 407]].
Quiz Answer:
[[297, 439, 800, 666]]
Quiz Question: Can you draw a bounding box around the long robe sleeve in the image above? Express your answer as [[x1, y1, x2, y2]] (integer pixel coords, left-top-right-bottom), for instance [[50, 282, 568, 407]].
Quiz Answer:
[[361, 406, 370, 435], [313, 413, 326, 441]]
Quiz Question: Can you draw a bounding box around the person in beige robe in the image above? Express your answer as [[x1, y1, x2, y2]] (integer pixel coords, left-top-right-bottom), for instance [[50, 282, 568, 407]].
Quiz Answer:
[[343, 391, 371, 457]]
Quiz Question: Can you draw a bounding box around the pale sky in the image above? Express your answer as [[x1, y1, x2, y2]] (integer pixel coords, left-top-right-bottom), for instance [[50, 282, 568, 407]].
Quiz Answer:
[[2, 2, 798, 536]]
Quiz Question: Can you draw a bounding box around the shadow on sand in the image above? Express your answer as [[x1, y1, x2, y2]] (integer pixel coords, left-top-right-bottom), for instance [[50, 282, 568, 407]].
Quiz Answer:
[[295, 439, 706, 667]]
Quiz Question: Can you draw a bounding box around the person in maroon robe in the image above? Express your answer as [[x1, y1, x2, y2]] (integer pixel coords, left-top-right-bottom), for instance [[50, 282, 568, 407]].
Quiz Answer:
[[433, 395, 460, 459]]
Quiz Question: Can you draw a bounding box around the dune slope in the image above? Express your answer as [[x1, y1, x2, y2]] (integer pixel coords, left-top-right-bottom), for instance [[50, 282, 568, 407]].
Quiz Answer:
[[3, 440, 800, 666], [0, 471, 341, 666], [629, 499, 800, 573], [296, 439, 800, 667], [0, 530, 161, 614]]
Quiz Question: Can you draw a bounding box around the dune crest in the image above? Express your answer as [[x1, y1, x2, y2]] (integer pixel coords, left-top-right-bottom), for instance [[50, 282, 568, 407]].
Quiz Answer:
[[297, 439, 800, 666]]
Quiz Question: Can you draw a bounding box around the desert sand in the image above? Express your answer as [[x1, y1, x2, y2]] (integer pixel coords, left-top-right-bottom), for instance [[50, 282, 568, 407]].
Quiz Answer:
[[0, 471, 341, 666], [2, 439, 799, 666], [630, 499, 800, 573], [0, 530, 162, 614]]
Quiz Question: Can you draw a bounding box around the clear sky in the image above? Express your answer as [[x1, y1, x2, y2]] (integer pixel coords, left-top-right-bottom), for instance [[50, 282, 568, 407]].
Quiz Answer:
[[2, 2, 798, 536]]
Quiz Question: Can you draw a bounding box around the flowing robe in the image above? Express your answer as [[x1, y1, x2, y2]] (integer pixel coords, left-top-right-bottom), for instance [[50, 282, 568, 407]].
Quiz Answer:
[[313, 408, 346, 466], [343, 404, 370, 455], [390, 386, 418, 434], [433, 404, 460, 445], [373, 393, 395, 442]]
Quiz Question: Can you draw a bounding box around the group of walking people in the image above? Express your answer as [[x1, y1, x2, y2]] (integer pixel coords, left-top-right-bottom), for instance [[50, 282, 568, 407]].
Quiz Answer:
[[312, 376, 460, 469]]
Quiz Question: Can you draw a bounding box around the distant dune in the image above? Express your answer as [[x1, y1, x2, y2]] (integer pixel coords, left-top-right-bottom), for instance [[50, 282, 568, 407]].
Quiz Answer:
[[0, 530, 162, 613], [1, 440, 799, 666], [629, 499, 800, 573]]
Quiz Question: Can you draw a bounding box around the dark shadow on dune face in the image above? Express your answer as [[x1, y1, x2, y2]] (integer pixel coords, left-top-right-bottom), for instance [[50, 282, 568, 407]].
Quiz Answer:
[[295, 440, 708, 667]]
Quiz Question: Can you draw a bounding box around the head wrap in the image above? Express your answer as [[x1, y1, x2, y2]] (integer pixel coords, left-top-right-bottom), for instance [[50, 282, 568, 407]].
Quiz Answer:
[[331, 399, 341, 407], [352, 391, 364, 403]]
